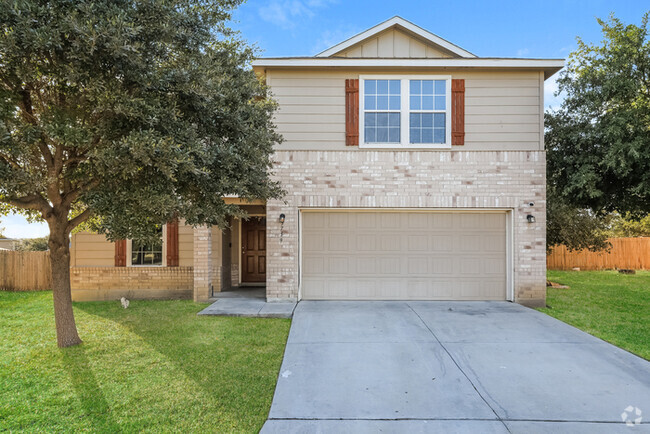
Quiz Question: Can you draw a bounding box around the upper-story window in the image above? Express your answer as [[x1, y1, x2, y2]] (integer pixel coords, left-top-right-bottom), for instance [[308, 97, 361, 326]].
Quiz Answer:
[[360, 75, 451, 148], [129, 226, 165, 266]]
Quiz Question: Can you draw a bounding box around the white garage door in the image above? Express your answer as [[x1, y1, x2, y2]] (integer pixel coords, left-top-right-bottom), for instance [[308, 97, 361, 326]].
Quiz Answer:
[[301, 211, 507, 300]]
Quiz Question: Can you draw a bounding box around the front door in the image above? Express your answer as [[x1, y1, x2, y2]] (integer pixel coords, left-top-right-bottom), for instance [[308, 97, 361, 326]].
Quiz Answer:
[[241, 217, 266, 283]]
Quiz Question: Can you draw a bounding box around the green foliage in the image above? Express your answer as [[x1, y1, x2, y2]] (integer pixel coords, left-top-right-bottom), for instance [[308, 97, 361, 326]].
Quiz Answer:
[[546, 13, 650, 216], [0, 291, 290, 431], [539, 271, 650, 360], [14, 236, 49, 251], [0, 0, 282, 241], [605, 212, 650, 237], [546, 188, 610, 252]]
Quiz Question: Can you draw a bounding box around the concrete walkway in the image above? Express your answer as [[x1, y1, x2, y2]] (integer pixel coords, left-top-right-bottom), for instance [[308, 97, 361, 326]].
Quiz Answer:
[[262, 301, 650, 433], [197, 288, 296, 318]]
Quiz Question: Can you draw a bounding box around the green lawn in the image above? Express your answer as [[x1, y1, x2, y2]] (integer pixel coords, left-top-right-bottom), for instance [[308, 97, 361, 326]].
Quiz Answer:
[[540, 270, 650, 360], [0, 291, 290, 432]]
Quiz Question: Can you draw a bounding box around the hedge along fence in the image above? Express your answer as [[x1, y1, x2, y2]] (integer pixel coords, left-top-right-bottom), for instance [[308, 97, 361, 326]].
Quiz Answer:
[[0, 251, 52, 291], [547, 237, 650, 271]]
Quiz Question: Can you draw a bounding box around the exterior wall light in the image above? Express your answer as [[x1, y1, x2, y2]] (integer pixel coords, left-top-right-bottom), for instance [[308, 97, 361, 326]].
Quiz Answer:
[[279, 213, 285, 224], [527, 214, 536, 223]]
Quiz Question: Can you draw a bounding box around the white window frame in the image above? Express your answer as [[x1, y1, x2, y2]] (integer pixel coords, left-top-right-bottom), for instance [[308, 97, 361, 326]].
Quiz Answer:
[[127, 225, 167, 267], [359, 75, 452, 149]]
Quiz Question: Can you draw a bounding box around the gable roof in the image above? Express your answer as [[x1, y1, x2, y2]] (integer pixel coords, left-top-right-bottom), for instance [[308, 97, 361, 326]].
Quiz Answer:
[[252, 16, 564, 80], [316, 16, 476, 59]]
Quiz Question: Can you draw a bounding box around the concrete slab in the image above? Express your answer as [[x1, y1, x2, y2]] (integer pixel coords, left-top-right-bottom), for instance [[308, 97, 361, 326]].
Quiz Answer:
[[259, 302, 296, 318], [197, 298, 296, 318], [288, 301, 435, 343], [408, 301, 596, 343], [264, 300, 650, 431], [213, 288, 265, 299], [444, 340, 650, 422], [268, 341, 497, 420], [505, 421, 650, 434], [261, 419, 509, 433]]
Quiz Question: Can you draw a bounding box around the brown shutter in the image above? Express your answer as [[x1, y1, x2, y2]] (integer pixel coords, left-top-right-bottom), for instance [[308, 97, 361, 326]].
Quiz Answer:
[[345, 79, 359, 146], [114, 240, 127, 267], [166, 218, 179, 267], [451, 79, 465, 146]]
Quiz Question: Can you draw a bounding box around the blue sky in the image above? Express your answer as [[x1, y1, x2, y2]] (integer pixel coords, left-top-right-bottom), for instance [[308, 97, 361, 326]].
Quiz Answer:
[[2, 1, 647, 239]]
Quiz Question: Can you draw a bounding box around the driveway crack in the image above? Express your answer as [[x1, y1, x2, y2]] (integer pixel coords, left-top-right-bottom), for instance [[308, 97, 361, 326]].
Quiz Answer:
[[406, 303, 512, 434]]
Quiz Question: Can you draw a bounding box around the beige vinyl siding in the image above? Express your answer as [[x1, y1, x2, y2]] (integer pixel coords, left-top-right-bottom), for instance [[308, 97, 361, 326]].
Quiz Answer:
[[335, 28, 453, 59], [71, 232, 115, 267], [71, 220, 195, 267], [266, 69, 543, 151], [178, 222, 194, 267]]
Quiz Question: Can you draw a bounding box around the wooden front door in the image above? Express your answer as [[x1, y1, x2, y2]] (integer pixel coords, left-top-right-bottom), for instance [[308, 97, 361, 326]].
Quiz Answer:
[[241, 217, 266, 283]]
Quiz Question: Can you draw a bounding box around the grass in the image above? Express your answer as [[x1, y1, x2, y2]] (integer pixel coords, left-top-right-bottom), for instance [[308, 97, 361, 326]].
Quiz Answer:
[[0, 291, 290, 432], [540, 270, 650, 360]]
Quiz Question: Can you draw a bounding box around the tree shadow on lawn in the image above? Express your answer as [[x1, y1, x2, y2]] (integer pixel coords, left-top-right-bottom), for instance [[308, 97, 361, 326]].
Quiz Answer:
[[74, 300, 290, 431], [61, 346, 120, 431]]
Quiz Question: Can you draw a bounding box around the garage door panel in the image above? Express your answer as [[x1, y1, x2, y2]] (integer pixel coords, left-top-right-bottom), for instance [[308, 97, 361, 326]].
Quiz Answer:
[[328, 234, 349, 251], [356, 234, 377, 251], [430, 213, 454, 228], [380, 213, 400, 228], [380, 234, 402, 251], [430, 235, 453, 252], [301, 211, 507, 301]]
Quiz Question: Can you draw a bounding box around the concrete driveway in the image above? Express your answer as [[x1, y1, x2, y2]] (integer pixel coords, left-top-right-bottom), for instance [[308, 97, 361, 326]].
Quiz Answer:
[[261, 301, 650, 433]]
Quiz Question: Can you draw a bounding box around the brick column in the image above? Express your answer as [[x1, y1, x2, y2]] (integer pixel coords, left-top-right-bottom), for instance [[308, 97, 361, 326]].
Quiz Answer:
[[193, 225, 212, 302]]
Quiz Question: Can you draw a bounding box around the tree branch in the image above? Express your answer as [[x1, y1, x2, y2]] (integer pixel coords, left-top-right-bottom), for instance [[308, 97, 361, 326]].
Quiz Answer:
[[2, 194, 51, 213], [67, 208, 93, 233]]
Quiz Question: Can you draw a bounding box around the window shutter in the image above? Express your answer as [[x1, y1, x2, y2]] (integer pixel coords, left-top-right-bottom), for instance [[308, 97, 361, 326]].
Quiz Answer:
[[166, 218, 179, 267], [114, 240, 127, 267], [451, 79, 465, 146], [345, 79, 359, 146]]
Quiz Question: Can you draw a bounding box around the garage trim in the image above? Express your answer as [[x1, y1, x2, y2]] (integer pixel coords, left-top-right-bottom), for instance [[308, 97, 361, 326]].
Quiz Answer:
[[298, 208, 514, 301]]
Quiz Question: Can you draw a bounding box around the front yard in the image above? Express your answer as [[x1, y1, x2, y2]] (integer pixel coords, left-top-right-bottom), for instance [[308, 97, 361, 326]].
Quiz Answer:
[[0, 291, 290, 432], [540, 270, 650, 360]]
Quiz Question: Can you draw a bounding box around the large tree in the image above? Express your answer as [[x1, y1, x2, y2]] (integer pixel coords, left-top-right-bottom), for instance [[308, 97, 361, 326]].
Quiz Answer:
[[0, 0, 282, 347], [546, 12, 650, 250]]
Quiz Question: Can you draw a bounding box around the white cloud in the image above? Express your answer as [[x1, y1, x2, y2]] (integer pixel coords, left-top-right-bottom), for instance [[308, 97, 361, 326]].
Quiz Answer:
[[258, 0, 337, 30], [1, 214, 48, 239], [312, 25, 360, 54], [516, 48, 530, 57]]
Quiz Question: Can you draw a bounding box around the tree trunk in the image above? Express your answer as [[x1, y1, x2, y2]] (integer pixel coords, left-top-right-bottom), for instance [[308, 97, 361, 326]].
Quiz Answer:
[[48, 221, 82, 348]]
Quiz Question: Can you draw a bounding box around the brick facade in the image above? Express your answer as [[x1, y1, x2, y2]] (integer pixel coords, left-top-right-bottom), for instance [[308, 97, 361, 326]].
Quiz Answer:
[[70, 266, 193, 301], [193, 225, 212, 302], [266, 150, 547, 307]]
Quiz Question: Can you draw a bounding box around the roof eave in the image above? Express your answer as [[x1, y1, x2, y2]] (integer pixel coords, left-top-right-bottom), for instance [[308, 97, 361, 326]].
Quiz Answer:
[[252, 58, 564, 79]]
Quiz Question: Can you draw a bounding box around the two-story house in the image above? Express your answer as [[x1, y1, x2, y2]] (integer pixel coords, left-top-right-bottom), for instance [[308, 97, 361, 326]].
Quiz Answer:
[[69, 17, 562, 307]]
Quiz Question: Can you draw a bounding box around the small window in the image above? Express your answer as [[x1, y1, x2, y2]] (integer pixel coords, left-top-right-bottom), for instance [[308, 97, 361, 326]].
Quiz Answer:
[[360, 76, 451, 148], [130, 226, 164, 266]]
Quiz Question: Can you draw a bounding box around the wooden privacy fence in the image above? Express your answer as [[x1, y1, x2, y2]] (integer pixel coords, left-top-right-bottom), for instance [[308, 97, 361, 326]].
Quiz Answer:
[[0, 251, 52, 291], [547, 237, 650, 271]]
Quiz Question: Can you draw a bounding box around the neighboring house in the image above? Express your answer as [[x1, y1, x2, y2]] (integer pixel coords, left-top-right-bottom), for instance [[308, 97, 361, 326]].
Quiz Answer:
[[70, 17, 562, 307], [0, 238, 18, 250]]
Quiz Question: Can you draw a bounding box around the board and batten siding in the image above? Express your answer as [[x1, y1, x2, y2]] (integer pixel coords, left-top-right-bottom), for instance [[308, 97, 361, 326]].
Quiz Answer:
[[334, 28, 454, 59], [266, 69, 544, 151], [71, 221, 195, 267]]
